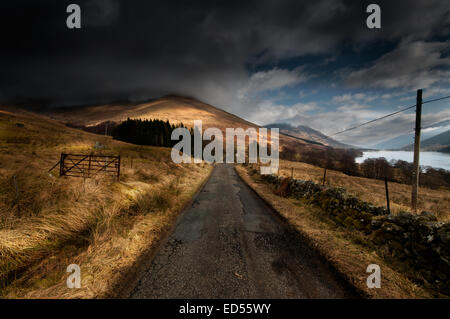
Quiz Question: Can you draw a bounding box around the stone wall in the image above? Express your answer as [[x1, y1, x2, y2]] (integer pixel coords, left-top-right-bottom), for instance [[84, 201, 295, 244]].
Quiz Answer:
[[259, 172, 450, 294]]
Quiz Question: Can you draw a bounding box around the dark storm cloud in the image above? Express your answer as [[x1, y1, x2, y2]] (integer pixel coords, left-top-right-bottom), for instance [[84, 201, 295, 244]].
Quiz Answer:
[[346, 39, 450, 89], [0, 0, 448, 109]]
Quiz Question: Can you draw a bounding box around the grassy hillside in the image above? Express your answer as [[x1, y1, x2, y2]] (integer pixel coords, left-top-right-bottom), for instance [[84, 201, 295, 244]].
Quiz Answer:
[[47, 95, 257, 131], [0, 106, 212, 298], [277, 160, 449, 221], [46, 95, 323, 153]]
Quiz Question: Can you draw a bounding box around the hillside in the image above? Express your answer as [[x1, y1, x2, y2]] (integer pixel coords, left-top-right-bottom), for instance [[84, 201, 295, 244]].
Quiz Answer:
[[46, 95, 257, 132], [370, 133, 415, 150], [265, 123, 354, 149], [403, 130, 450, 152], [0, 105, 211, 298], [45, 95, 324, 153], [371, 120, 450, 150]]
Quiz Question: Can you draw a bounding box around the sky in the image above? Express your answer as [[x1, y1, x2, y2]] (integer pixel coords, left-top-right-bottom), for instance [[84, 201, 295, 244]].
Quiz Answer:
[[0, 0, 449, 147]]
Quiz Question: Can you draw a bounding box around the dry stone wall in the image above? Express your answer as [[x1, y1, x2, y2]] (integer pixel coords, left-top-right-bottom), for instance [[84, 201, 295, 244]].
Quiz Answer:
[[258, 172, 449, 294]]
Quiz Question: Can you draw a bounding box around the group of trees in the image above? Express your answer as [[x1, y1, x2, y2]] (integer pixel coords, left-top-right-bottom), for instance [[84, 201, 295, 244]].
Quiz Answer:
[[281, 147, 450, 189], [359, 158, 450, 188], [360, 157, 394, 180], [282, 147, 360, 176], [391, 160, 450, 189], [111, 118, 191, 147]]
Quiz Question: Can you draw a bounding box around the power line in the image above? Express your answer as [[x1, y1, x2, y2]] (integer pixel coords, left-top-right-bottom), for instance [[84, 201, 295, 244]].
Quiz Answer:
[[326, 94, 450, 138], [375, 117, 450, 139], [327, 104, 415, 137], [422, 118, 450, 129], [423, 94, 450, 104]]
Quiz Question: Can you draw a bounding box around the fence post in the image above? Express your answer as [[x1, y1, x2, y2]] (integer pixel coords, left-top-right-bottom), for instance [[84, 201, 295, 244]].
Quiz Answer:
[[322, 168, 327, 186], [385, 177, 390, 214], [291, 167, 294, 179], [117, 156, 121, 181]]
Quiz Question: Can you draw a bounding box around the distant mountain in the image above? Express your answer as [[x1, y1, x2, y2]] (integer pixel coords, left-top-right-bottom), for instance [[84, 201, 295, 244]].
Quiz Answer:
[[370, 133, 415, 150], [370, 120, 450, 150], [265, 123, 355, 149], [403, 130, 450, 152]]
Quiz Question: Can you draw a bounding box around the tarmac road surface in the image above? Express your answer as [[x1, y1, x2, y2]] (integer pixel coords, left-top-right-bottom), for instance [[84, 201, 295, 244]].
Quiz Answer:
[[130, 164, 358, 298]]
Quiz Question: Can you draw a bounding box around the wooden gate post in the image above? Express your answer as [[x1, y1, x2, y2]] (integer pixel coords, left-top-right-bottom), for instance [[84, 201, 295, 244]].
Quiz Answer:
[[88, 154, 92, 178], [59, 153, 66, 177]]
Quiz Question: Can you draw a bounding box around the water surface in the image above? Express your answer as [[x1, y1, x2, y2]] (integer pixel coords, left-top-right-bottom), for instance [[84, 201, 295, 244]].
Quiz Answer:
[[355, 151, 450, 171]]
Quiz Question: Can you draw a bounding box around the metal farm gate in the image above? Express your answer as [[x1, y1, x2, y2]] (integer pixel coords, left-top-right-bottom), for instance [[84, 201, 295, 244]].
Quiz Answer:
[[58, 153, 121, 180]]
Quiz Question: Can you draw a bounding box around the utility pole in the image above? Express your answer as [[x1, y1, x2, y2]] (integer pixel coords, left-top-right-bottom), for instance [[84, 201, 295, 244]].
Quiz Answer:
[[411, 89, 422, 212]]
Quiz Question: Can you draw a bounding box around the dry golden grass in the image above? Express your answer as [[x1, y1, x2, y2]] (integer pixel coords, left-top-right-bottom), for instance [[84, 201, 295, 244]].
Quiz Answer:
[[0, 106, 212, 298], [277, 160, 450, 221], [236, 165, 438, 299]]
